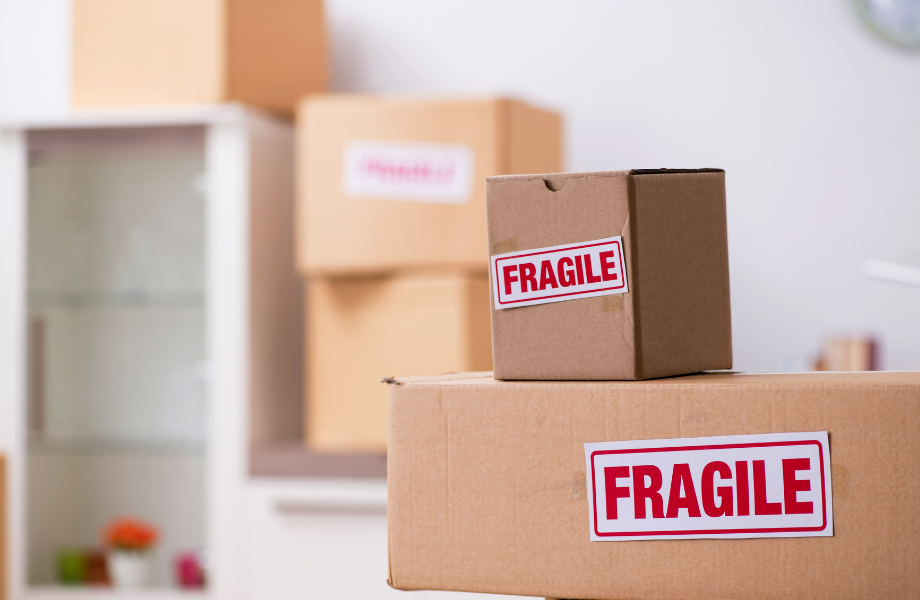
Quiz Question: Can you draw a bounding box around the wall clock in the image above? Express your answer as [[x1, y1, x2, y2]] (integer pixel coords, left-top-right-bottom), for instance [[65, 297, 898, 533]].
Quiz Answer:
[[854, 0, 920, 48]]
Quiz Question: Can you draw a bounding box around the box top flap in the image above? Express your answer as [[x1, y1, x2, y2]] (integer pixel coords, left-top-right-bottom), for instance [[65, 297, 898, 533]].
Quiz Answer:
[[385, 370, 920, 387], [487, 168, 724, 184]]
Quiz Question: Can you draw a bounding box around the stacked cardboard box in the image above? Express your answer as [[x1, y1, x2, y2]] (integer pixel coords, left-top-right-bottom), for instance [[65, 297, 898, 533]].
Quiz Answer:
[[71, 0, 327, 112], [387, 371, 920, 599], [485, 169, 732, 380], [386, 169, 920, 598], [304, 273, 491, 452], [298, 96, 562, 452]]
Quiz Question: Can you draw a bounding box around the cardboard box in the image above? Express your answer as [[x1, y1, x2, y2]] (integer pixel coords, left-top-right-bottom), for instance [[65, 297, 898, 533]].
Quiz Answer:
[[305, 273, 491, 453], [72, 0, 327, 112], [297, 96, 562, 275], [818, 336, 878, 371], [486, 169, 731, 380], [387, 371, 920, 599], [0, 455, 5, 600]]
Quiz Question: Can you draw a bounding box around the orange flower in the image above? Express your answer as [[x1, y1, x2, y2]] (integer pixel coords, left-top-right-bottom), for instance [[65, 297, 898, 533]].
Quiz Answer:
[[103, 518, 158, 551]]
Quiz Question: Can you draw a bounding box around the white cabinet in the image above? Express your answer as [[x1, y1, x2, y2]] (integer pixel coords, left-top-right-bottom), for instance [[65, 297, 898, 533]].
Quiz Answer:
[[245, 479, 529, 600], [0, 105, 302, 600]]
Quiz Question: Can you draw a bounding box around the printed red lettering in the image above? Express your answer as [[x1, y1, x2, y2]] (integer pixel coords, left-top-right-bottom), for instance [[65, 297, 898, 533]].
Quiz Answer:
[[588, 434, 831, 540], [492, 237, 629, 307], [736, 461, 750, 516], [520, 263, 538, 293], [361, 158, 455, 184], [753, 460, 782, 515], [599, 250, 619, 282], [574, 255, 585, 285], [502, 265, 518, 295], [604, 466, 630, 519], [666, 463, 702, 518], [557, 257, 575, 287], [538, 260, 558, 290], [584, 254, 602, 284], [632, 465, 664, 519], [702, 461, 734, 517], [782, 458, 814, 514]]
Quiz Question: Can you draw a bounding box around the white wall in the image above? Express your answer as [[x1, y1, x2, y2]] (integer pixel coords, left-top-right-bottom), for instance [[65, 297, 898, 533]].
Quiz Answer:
[[1, 0, 918, 371], [0, 0, 70, 119], [325, 0, 920, 371]]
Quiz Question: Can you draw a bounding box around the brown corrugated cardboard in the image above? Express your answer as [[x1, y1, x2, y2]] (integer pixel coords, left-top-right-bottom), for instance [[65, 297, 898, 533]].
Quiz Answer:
[[296, 96, 562, 275], [0, 455, 5, 600], [387, 371, 920, 600], [486, 169, 731, 380], [72, 0, 327, 113], [306, 273, 491, 453]]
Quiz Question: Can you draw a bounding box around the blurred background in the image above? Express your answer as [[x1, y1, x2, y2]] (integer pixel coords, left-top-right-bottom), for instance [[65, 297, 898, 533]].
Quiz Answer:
[[6, 0, 919, 369], [0, 0, 918, 599]]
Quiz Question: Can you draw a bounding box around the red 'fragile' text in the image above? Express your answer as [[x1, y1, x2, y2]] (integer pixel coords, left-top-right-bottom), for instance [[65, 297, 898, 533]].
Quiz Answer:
[[492, 237, 627, 309]]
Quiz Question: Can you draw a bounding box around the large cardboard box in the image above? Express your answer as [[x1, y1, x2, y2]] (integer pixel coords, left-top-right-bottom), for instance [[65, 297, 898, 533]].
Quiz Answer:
[[306, 273, 491, 453], [0, 455, 5, 600], [72, 0, 327, 112], [297, 96, 562, 275], [486, 169, 731, 380], [387, 371, 920, 599]]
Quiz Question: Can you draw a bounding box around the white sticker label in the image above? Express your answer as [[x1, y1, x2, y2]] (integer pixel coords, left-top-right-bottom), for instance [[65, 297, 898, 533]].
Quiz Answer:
[[585, 432, 833, 541], [491, 236, 628, 309], [342, 140, 474, 204]]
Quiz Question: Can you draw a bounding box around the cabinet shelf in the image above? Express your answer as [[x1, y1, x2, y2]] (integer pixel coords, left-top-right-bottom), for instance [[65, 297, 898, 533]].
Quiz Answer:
[[28, 438, 206, 455], [28, 586, 207, 600], [28, 291, 205, 309], [250, 444, 386, 478]]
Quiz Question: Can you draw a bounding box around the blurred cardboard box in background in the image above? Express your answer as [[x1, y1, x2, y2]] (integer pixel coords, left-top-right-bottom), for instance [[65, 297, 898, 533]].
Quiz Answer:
[[297, 96, 561, 275], [305, 272, 491, 453], [487, 169, 731, 381], [72, 0, 326, 112], [816, 336, 877, 372]]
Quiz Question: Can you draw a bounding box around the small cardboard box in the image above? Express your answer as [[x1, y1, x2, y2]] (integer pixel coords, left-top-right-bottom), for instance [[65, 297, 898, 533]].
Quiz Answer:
[[296, 96, 562, 275], [72, 0, 327, 112], [819, 336, 878, 371], [486, 169, 731, 380], [305, 273, 491, 453], [387, 371, 920, 600]]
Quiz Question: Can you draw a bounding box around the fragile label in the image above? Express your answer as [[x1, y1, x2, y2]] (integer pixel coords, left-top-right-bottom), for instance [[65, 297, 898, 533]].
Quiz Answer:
[[491, 236, 627, 309], [342, 140, 474, 204], [585, 432, 833, 541]]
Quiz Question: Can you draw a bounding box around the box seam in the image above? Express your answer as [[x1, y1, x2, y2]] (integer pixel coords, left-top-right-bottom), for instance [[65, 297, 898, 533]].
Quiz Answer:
[[627, 174, 644, 379]]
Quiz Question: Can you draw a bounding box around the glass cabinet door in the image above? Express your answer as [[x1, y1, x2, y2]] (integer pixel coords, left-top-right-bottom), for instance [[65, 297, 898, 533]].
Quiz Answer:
[[25, 125, 208, 589]]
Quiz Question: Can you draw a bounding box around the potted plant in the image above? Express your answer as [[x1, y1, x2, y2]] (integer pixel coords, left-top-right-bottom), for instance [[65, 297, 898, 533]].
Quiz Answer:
[[103, 518, 158, 588]]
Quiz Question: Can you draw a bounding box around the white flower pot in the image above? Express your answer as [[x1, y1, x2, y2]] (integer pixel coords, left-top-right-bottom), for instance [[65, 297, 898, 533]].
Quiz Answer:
[[108, 551, 153, 588]]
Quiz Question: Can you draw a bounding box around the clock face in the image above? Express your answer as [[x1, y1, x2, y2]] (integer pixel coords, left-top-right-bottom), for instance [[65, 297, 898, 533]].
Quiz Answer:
[[855, 0, 920, 48]]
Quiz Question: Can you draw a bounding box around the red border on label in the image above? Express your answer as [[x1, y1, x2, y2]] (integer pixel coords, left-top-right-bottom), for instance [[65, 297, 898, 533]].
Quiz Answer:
[[590, 440, 828, 537], [493, 240, 626, 306]]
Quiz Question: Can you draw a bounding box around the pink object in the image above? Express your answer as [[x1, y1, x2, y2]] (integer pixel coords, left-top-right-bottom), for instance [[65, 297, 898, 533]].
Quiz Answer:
[[175, 552, 205, 588]]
